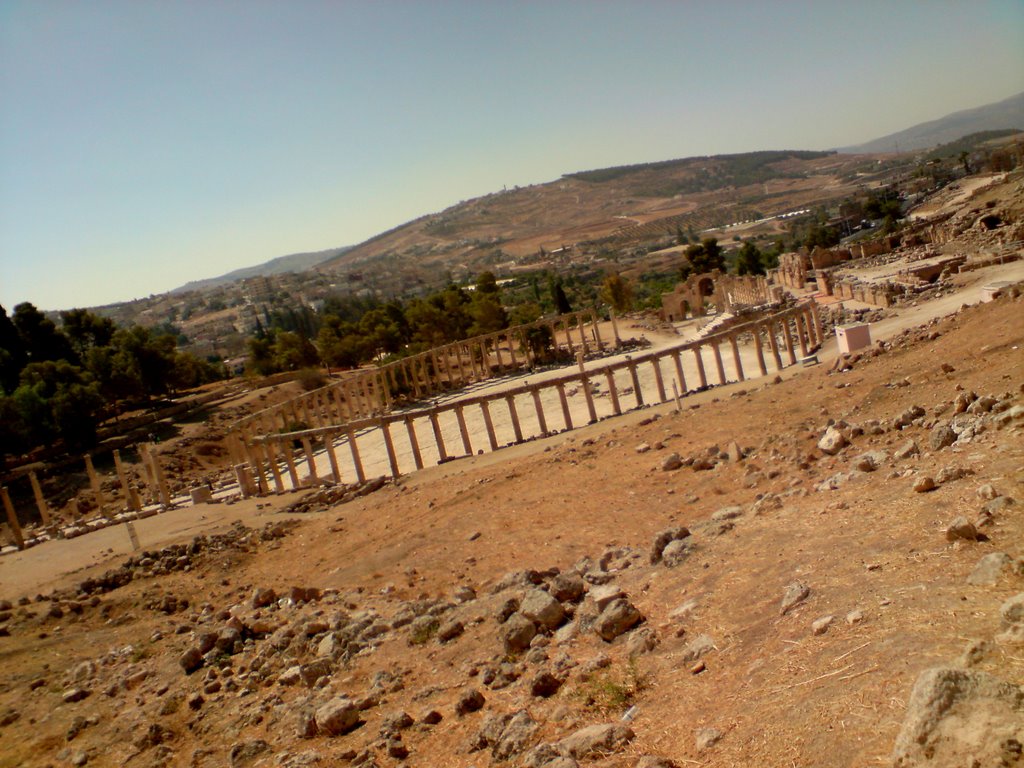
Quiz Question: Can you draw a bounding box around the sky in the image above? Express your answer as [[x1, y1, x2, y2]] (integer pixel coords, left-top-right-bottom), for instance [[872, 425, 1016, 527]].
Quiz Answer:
[[1, 1, 1022, 311]]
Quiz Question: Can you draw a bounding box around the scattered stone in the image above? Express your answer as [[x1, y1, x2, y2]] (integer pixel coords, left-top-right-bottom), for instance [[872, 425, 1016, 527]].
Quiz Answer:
[[681, 634, 716, 663], [530, 671, 562, 698], [229, 740, 270, 767], [594, 598, 643, 642], [999, 594, 1024, 626], [550, 572, 585, 603], [945, 516, 979, 543], [436, 619, 464, 643], [314, 697, 359, 736], [695, 727, 724, 751], [179, 647, 204, 675], [811, 615, 834, 635], [846, 609, 864, 625], [780, 582, 811, 615], [251, 587, 276, 609], [894, 440, 920, 460], [62, 688, 91, 704], [555, 723, 635, 759], [660, 538, 694, 568], [929, 424, 957, 451], [520, 589, 565, 631], [661, 453, 683, 471], [977, 484, 1000, 500], [649, 527, 690, 564], [817, 426, 848, 455], [502, 613, 537, 654], [454, 688, 485, 716], [913, 476, 936, 493]]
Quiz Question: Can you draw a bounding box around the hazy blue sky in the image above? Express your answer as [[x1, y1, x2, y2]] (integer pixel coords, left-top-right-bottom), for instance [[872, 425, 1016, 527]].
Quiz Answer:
[[2, 1, 1022, 310]]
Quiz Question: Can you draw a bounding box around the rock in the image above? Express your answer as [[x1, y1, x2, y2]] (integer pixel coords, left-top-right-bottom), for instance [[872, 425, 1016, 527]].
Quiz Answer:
[[661, 453, 683, 471], [711, 505, 743, 522], [589, 584, 625, 611], [636, 758, 679, 768], [625, 626, 658, 657], [550, 572, 585, 603], [968, 554, 1013, 586], [636, 443, 651, 454], [251, 587, 276, 609], [995, 624, 1024, 646], [891, 668, 1024, 767], [530, 671, 562, 698], [977, 484, 1000, 500], [681, 634, 716, 663], [649, 527, 691, 564], [492, 710, 540, 761], [1000, 594, 1024, 626], [695, 727, 724, 751], [379, 711, 413, 737], [846, 609, 864, 625], [661, 538, 694, 567], [520, 589, 565, 631], [936, 466, 970, 484], [817, 426, 848, 455], [945, 516, 978, 542], [298, 659, 333, 687], [179, 647, 204, 674], [780, 582, 810, 615], [811, 615, 834, 635], [929, 424, 957, 451], [229, 740, 270, 767], [912, 476, 936, 493], [315, 697, 359, 736], [985, 496, 1016, 515], [555, 723, 635, 758], [419, 709, 442, 725], [454, 688, 485, 716], [62, 688, 91, 704], [894, 440, 920, 460], [594, 598, 642, 642], [436, 619, 464, 643], [502, 613, 537, 654], [854, 451, 887, 472]]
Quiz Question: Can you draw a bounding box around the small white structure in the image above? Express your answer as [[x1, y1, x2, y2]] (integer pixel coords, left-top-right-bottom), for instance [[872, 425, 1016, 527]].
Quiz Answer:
[[836, 323, 872, 354], [980, 281, 1013, 302]]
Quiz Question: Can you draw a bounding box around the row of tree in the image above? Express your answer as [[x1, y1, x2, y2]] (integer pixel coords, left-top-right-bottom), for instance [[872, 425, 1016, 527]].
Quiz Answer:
[[1, 304, 222, 456]]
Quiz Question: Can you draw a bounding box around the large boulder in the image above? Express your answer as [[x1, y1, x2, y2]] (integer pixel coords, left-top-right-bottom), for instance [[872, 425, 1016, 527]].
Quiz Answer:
[[891, 668, 1024, 766], [501, 613, 537, 653], [555, 723, 635, 758], [817, 426, 848, 455]]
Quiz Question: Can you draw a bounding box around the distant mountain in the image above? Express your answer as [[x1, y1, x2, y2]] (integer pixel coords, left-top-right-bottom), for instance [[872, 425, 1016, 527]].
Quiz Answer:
[[839, 91, 1024, 154], [171, 246, 352, 294]]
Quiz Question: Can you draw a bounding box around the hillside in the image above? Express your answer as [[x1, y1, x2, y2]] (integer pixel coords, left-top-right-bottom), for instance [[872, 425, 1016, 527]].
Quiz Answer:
[[839, 90, 1024, 154], [170, 247, 353, 294], [0, 170, 1022, 766]]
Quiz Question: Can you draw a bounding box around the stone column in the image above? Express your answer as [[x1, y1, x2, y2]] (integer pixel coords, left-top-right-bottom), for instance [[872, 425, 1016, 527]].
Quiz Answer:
[[530, 387, 548, 435], [728, 334, 745, 381], [781, 316, 797, 365], [795, 313, 809, 357], [692, 346, 708, 388], [245, 441, 268, 496], [234, 464, 254, 499], [84, 454, 110, 519], [479, 400, 499, 451], [610, 309, 622, 348], [455, 405, 473, 455], [281, 441, 300, 489], [651, 358, 667, 403], [710, 340, 727, 385], [493, 335, 505, 372], [671, 350, 688, 394], [808, 301, 824, 347], [578, 317, 589, 356], [113, 449, 140, 512], [429, 412, 448, 462], [581, 373, 598, 423], [405, 416, 424, 470], [324, 433, 342, 484], [505, 395, 523, 443], [1, 487, 25, 550], [555, 382, 573, 430], [379, 371, 393, 409], [506, 332, 519, 368], [455, 344, 468, 385], [628, 362, 644, 407], [548, 323, 559, 354], [339, 427, 362, 484], [767, 321, 784, 371], [591, 310, 604, 352], [264, 441, 285, 493], [380, 419, 400, 478], [604, 370, 621, 415], [301, 437, 318, 485], [28, 472, 52, 526], [753, 325, 768, 377]]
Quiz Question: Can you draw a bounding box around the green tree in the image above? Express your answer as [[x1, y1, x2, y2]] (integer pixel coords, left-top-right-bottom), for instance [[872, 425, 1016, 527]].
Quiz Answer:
[[61, 309, 116, 358], [474, 271, 500, 295], [468, 295, 508, 337], [599, 273, 634, 312], [549, 278, 572, 315], [735, 242, 766, 276], [684, 238, 725, 274], [272, 332, 319, 372]]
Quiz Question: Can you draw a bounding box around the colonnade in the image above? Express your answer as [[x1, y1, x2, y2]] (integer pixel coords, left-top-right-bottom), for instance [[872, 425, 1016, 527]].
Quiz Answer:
[[230, 301, 821, 494], [234, 308, 607, 439]]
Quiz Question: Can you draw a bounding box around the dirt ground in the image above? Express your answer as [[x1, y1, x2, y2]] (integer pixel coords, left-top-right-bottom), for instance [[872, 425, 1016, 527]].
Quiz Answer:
[[0, 178, 1022, 768]]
